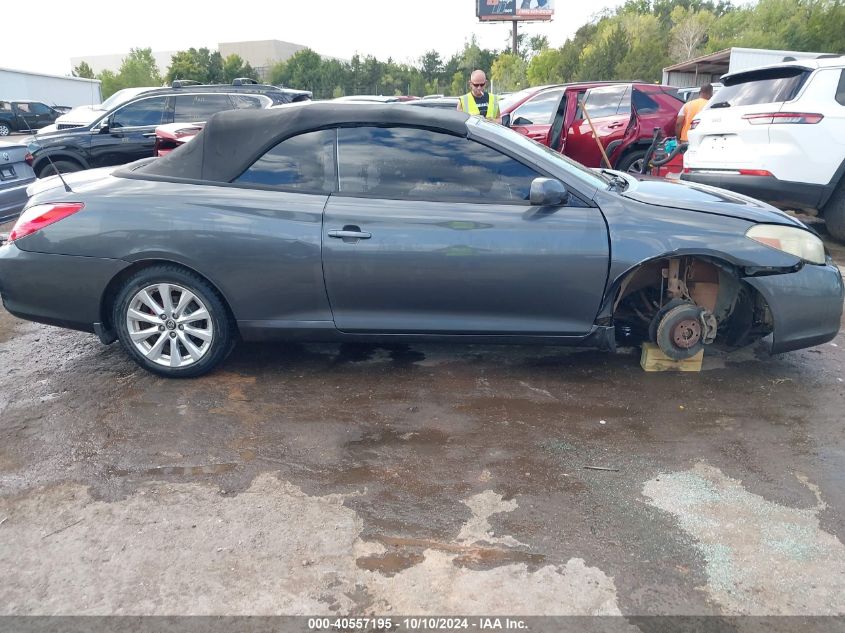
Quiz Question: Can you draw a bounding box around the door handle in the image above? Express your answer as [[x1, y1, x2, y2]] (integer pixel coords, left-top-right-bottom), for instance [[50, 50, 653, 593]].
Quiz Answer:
[[142, 132, 157, 137], [607, 122, 624, 129], [328, 226, 371, 240]]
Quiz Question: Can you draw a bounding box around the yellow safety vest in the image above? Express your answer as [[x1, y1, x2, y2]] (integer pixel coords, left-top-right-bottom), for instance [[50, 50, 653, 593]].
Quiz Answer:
[[459, 93, 500, 119]]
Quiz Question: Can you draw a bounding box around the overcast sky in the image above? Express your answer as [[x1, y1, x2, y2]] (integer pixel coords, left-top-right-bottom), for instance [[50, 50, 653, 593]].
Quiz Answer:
[[2, 0, 626, 77]]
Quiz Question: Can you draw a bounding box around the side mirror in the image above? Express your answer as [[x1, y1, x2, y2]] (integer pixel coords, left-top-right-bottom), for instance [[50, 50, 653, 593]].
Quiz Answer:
[[529, 177, 568, 206], [501, 113, 511, 128], [96, 118, 110, 134]]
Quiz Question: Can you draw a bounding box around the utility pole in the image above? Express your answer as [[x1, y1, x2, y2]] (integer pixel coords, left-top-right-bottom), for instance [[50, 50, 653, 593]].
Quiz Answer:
[[512, 20, 518, 56]]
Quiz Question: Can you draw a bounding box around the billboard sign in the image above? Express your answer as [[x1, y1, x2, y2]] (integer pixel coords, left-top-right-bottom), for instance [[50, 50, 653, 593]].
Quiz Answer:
[[477, 0, 553, 21]]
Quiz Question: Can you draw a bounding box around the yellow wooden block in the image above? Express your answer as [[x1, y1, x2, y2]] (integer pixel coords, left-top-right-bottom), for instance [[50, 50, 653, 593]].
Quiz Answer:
[[640, 342, 704, 372]]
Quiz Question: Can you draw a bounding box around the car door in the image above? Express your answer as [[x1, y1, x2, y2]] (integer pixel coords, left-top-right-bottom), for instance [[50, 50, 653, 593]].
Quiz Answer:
[[172, 93, 236, 122], [322, 125, 609, 335], [564, 85, 630, 167], [89, 95, 172, 168], [509, 87, 564, 145], [29, 102, 57, 128], [11, 102, 38, 132]]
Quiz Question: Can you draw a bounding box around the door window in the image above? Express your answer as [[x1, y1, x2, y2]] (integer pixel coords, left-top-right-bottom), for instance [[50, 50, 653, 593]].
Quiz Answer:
[[511, 88, 564, 125], [31, 103, 53, 115], [632, 89, 659, 114], [232, 94, 271, 109], [580, 85, 628, 118], [173, 94, 236, 122], [234, 128, 336, 193], [337, 126, 540, 204], [13, 102, 31, 114], [837, 70, 845, 106], [111, 96, 170, 128]]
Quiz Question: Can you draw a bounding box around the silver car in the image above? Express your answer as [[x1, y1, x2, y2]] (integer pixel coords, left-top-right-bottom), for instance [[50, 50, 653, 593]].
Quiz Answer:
[[0, 142, 36, 222]]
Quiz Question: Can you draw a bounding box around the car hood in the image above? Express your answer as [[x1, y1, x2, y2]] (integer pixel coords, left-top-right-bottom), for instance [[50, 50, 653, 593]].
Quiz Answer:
[[54, 106, 101, 126], [619, 175, 804, 227]]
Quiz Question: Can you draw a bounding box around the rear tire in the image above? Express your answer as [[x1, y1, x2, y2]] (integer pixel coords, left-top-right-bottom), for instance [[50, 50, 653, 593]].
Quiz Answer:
[[38, 160, 82, 178], [824, 182, 845, 243], [113, 266, 235, 378], [0, 122, 11, 136], [616, 150, 647, 175]]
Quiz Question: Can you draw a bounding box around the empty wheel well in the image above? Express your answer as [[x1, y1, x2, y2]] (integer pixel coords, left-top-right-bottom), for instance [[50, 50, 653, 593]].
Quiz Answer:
[[610, 255, 773, 346], [99, 260, 238, 337]]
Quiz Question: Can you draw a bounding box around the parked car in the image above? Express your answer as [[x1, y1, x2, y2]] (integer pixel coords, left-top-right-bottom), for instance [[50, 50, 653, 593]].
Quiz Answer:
[[0, 100, 63, 136], [683, 58, 845, 241], [405, 97, 460, 109], [38, 87, 163, 135], [0, 142, 36, 221], [2, 105, 841, 377], [678, 83, 723, 102], [332, 95, 401, 103], [27, 82, 310, 178], [154, 123, 205, 156], [501, 82, 684, 172]]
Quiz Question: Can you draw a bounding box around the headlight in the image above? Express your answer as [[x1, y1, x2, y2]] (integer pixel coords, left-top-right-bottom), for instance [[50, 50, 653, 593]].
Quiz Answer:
[[746, 224, 826, 265]]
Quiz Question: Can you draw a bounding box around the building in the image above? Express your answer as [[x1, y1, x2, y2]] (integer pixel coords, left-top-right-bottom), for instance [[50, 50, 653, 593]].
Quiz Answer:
[[0, 67, 101, 107], [662, 47, 832, 88], [219, 40, 308, 81]]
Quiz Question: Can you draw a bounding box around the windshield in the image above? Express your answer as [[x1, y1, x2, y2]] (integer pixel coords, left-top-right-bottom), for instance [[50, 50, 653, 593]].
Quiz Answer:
[[472, 118, 608, 190], [97, 87, 156, 110], [711, 67, 810, 108], [498, 87, 543, 113]]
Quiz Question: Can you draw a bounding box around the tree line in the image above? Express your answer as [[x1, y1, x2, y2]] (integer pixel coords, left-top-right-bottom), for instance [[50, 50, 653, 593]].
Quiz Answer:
[[74, 0, 845, 99]]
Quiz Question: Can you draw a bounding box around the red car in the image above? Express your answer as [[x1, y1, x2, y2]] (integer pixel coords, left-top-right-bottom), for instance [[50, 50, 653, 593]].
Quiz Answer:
[[500, 82, 683, 172]]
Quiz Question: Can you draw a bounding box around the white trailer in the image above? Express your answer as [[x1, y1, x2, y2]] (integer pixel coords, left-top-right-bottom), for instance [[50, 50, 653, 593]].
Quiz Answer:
[[0, 67, 101, 108]]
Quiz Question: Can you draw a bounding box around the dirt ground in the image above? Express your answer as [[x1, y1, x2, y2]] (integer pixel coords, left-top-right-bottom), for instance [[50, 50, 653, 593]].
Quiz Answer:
[[0, 219, 844, 620]]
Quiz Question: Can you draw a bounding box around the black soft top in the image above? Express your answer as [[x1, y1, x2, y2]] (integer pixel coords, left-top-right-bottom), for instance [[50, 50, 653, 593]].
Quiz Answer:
[[130, 103, 471, 183]]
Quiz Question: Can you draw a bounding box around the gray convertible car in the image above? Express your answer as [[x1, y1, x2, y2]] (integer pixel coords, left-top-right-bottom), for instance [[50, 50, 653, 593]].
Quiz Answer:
[[0, 104, 842, 377]]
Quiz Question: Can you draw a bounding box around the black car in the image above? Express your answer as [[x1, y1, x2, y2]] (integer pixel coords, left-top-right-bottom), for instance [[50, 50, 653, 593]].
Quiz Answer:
[[0, 100, 62, 136], [28, 81, 312, 178]]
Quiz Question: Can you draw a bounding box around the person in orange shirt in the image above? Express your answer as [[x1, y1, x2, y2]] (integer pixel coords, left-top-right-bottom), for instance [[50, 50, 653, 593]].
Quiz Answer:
[[676, 84, 714, 142]]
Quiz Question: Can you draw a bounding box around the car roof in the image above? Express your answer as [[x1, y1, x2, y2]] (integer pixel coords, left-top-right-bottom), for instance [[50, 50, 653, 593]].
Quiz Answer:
[[130, 103, 470, 183]]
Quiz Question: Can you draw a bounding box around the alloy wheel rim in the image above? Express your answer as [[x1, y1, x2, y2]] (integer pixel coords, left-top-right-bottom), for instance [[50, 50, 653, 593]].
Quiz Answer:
[[628, 159, 644, 174], [125, 283, 214, 368]]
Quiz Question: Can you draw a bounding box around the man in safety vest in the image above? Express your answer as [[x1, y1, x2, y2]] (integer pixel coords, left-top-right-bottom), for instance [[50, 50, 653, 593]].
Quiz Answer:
[[457, 70, 500, 120], [676, 83, 714, 143]]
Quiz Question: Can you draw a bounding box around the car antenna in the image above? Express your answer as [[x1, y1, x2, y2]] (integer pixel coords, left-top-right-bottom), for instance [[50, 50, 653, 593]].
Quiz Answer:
[[28, 141, 73, 193]]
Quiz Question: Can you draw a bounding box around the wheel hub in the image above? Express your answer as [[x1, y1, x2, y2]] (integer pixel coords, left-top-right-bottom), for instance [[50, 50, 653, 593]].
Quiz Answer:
[[672, 318, 702, 349]]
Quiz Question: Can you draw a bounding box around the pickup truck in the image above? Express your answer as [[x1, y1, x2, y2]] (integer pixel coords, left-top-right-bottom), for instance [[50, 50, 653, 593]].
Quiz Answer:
[[0, 100, 62, 136]]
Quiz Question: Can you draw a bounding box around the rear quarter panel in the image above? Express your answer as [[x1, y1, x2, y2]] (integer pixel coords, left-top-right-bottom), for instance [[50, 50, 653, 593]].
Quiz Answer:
[[17, 177, 332, 323]]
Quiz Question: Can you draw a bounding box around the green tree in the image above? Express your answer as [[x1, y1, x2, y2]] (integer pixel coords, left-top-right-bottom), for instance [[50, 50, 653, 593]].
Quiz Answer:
[[491, 52, 528, 92], [527, 48, 565, 84], [72, 61, 95, 79], [166, 50, 206, 83], [221, 54, 258, 83]]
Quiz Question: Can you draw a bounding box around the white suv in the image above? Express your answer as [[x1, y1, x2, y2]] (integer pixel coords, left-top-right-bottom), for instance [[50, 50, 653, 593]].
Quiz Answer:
[[683, 57, 845, 240]]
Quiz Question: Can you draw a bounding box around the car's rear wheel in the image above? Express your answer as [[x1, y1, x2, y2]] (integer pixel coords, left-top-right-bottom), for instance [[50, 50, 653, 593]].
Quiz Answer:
[[113, 266, 234, 378], [824, 181, 845, 243], [655, 303, 705, 360], [0, 123, 11, 136], [616, 150, 647, 175], [38, 160, 82, 178]]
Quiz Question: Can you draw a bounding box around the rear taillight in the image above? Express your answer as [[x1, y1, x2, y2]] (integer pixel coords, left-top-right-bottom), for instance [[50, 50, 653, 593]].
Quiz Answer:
[[690, 119, 700, 130], [742, 112, 824, 125], [9, 203, 85, 242], [738, 169, 774, 177], [24, 152, 33, 166]]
